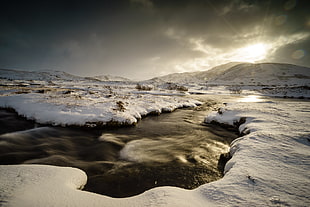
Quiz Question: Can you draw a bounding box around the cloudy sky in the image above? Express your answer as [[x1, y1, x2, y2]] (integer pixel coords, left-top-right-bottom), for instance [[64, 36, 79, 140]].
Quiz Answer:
[[1, 0, 309, 80]]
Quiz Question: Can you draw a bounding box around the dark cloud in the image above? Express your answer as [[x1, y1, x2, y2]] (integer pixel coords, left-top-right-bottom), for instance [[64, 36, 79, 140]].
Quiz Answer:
[[269, 38, 310, 67], [0, 0, 309, 79]]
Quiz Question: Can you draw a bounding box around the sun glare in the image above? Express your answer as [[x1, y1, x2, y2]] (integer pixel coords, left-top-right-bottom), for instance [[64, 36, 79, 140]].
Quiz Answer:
[[237, 43, 268, 62], [223, 42, 270, 64], [239, 95, 262, 102]]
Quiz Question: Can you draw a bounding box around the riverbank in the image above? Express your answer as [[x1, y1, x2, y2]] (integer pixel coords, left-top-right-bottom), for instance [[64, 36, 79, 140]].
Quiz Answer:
[[0, 100, 239, 198], [1, 96, 309, 206]]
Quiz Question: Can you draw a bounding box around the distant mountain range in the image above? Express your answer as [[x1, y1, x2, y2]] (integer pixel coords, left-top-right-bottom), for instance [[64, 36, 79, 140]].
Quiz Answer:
[[1, 62, 309, 86], [0, 69, 130, 82], [85, 75, 130, 82], [0, 69, 82, 81]]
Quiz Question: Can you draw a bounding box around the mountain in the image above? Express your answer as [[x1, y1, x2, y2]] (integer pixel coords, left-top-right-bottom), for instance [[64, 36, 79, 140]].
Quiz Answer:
[[207, 63, 310, 86], [1, 62, 309, 86], [149, 62, 242, 84], [150, 62, 310, 86], [86, 75, 131, 82], [0, 69, 130, 82], [0, 69, 83, 81]]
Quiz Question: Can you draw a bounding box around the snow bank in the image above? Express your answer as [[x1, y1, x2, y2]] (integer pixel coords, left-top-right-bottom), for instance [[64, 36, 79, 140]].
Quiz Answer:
[[0, 68, 202, 127], [0, 165, 90, 207], [203, 99, 310, 206], [0, 92, 200, 127], [0, 165, 209, 207], [1, 98, 309, 206]]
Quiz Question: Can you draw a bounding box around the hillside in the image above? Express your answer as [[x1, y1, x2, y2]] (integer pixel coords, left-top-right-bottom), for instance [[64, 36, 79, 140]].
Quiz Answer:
[[208, 63, 310, 86], [150, 62, 241, 84], [0, 69, 130, 82], [86, 75, 131, 82], [1, 62, 310, 87], [0, 69, 83, 81], [151, 62, 310, 86]]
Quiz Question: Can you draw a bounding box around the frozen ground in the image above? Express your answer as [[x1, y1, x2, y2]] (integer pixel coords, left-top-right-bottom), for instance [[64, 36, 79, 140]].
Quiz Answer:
[[0, 70, 200, 127], [0, 65, 309, 206], [148, 62, 310, 99], [0, 64, 309, 128], [0, 96, 309, 206]]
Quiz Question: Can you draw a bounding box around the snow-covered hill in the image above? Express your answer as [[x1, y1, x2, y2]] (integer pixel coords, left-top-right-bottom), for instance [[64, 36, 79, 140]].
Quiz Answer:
[[0, 69, 131, 82], [2, 62, 309, 86], [151, 62, 310, 86], [86, 75, 131, 82], [208, 63, 310, 86], [149, 62, 242, 84], [0, 69, 83, 81]]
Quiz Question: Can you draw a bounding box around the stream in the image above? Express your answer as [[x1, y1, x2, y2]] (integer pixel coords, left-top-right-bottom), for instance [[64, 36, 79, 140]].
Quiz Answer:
[[0, 97, 239, 197]]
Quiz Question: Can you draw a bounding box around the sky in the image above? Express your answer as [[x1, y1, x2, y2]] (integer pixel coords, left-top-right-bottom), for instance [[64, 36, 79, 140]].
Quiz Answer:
[[1, 0, 309, 80]]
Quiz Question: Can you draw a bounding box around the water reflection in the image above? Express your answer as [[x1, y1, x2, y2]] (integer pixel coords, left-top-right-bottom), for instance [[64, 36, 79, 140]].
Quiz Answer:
[[238, 95, 264, 102]]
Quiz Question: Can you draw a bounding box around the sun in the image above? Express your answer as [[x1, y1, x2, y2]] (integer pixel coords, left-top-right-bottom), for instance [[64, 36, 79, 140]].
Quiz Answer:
[[238, 43, 268, 62], [243, 43, 267, 59], [225, 42, 270, 63]]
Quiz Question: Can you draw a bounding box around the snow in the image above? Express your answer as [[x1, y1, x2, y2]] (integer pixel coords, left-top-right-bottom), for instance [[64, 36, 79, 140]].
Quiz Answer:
[[88, 74, 131, 82], [0, 68, 83, 81], [0, 164, 206, 207], [1, 97, 309, 206], [207, 63, 310, 86], [0, 94, 182, 126], [0, 64, 309, 206], [0, 79, 201, 127], [203, 98, 310, 206], [152, 62, 310, 86], [142, 62, 310, 99]]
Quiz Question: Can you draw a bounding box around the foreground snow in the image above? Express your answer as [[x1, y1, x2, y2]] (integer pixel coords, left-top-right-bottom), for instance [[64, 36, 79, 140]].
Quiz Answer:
[[203, 98, 310, 206], [1, 97, 309, 206]]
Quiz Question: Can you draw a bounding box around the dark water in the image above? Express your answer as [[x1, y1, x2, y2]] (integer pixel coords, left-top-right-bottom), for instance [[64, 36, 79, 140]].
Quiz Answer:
[[0, 99, 239, 197]]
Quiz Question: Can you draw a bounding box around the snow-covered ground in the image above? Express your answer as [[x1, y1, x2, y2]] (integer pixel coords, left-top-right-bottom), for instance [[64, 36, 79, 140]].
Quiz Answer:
[[203, 97, 310, 206], [0, 64, 309, 206], [0, 92, 200, 127], [1, 96, 309, 206], [143, 62, 310, 99], [0, 69, 200, 127]]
